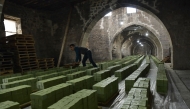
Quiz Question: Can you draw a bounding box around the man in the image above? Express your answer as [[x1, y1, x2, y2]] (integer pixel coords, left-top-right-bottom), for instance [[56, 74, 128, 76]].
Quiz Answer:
[[69, 44, 97, 67]]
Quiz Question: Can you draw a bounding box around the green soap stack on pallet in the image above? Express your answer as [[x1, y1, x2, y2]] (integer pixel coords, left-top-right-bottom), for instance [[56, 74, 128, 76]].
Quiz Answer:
[[0, 85, 31, 104], [76, 66, 92, 71], [125, 64, 150, 93], [94, 70, 111, 82], [57, 69, 78, 76], [133, 78, 150, 90], [67, 71, 86, 80], [107, 64, 122, 75], [37, 76, 67, 90], [122, 58, 139, 67], [157, 64, 168, 94], [0, 74, 21, 84], [0, 101, 20, 109], [98, 62, 108, 70], [150, 55, 164, 67], [151, 56, 168, 94], [48, 89, 98, 109], [93, 77, 118, 102], [115, 64, 137, 81], [36, 73, 58, 81], [146, 56, 150, 64], [133, 78, 151, 101], [31, 83, 73, 109], [67, 75, 94, 93], [86, 68, 100, 75], [55, 67, 71, 72], [1, 78, 37, 90], [134, 56, 145, 68], [3, 74, 33, 83], [120, 88, 149, 109]]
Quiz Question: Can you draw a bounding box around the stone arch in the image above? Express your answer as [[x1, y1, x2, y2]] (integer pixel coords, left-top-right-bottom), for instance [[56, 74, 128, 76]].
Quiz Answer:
[[80, 3, 173, 66], [111, 24, 163, 59]]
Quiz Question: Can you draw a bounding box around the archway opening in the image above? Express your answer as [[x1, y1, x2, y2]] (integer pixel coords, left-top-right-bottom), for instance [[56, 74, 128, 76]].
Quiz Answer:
[[81, 5, 173, 66]]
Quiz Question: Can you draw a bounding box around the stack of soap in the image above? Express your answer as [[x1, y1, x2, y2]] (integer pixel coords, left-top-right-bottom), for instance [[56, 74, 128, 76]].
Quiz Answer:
[[48, 89, 98, 109], [115, 64, 137, 81], [31, 83, 73, 109], [157, 64, 168, 95], [125, 64, 149, 93], [134, 56, 145, 68], [98, 62, 108, 70], [0, 85, 31, 104], [93, 77, 118, 102], [120, 88, 149, 109], [107, 64, 122, 75], [37, 76, 67, 90], [0, 101, 20, 109], [0, 74, 21, 84], [145, 56, 150, 64], [67, 71, 86, 80], [57, 69, 78, 76], [67, 76, 94, 93], [1, 78, 37, 90], [86, 68, 100, 75], [3, 74, 33, 83], [94, 70, 111, 82], [36, 73, 58, 81]]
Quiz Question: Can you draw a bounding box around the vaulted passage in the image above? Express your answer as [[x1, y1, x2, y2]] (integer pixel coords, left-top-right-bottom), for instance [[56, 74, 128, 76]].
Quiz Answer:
[[85, 7, 172, 64], [1, 0, 190, 109]]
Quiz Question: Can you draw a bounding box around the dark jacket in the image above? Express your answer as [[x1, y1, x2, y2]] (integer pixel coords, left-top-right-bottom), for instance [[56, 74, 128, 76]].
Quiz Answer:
[[74, 47, 88, 62]]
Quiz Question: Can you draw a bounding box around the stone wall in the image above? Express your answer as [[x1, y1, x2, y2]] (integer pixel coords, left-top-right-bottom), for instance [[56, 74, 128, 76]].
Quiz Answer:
[[2, 1, 52, 59], [1, 0, 190, 69], [0, 0, 5, 38]]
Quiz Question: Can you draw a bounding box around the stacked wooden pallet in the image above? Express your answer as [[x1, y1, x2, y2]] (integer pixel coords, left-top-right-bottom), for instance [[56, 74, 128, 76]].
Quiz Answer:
[[37, 58, 54, 70], [0, 34, 38, 73], [0, 51, 14, 75]]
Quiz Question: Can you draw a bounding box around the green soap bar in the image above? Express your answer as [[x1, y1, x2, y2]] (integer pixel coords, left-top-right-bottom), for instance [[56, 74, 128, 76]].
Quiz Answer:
[[0, 101, 20, 109], [37, 76, 67, 90], [121, 104, 130, 109], [138, 106, 147, 109], [67, 71, 86, 80], [37, 73, 58, 81]]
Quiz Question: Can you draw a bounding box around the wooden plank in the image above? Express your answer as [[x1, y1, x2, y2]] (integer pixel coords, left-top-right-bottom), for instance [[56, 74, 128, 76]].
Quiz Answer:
[[57, 7, 73, 67]]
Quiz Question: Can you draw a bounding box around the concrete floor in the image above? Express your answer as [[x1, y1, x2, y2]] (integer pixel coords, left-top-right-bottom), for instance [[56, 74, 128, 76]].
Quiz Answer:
[[166, 68, 190, 109]]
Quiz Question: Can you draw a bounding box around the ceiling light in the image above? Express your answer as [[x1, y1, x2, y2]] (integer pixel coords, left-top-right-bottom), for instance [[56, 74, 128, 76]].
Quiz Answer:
[[141, 44, 143, 47], [105, 12, 112, 17], [127, 7, 137, 14], [120, 22, 124, 25], [146, 33, 148, 36], [137, 40, 139, 43]]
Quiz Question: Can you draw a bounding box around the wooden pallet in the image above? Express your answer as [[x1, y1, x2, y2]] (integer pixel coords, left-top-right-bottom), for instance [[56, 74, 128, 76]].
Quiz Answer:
[[0, 70, 13, 75], [98, 90, 120, 106]]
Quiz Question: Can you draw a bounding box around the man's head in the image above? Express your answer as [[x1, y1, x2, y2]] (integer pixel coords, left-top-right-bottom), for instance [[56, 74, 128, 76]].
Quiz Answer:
[[69, 44, 75, 51]]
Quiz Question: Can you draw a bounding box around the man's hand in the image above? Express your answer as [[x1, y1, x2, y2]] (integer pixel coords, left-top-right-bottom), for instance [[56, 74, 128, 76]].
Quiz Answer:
[[73, 62, 80, 66], [76, 61, 81, 65]]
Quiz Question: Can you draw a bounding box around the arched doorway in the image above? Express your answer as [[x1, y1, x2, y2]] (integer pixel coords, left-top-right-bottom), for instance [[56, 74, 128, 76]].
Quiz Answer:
[[80, 4, 173, 67]]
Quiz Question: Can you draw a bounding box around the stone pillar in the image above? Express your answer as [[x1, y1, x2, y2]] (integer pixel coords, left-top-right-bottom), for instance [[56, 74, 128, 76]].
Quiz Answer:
[[0, 0, 5, 38], [0, 0, 5, 21]]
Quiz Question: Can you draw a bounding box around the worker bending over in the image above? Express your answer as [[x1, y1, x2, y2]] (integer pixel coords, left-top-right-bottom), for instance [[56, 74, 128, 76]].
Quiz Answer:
[[69, 44, 97, 67]]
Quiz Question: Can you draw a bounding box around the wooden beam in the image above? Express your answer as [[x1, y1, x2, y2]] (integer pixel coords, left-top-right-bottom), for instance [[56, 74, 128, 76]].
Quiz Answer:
[[57, 7, 73, 67]]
